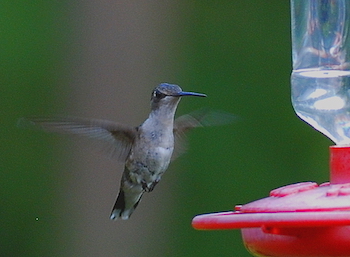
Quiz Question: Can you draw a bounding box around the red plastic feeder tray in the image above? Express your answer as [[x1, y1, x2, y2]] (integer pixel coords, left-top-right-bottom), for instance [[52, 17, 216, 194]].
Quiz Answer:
[[192, 146, 350, 257]]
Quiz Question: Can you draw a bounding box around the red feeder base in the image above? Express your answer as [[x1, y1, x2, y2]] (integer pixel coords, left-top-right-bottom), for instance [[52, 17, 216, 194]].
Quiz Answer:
[[192, 146, 350, 257]]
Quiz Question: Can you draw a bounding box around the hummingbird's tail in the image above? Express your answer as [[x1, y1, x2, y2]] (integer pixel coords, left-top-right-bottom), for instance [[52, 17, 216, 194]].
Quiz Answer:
[[110, 186, 144, 220]]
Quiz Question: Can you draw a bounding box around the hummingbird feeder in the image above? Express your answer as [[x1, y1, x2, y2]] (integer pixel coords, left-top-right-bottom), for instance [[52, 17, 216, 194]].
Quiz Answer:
[[192, 1, 350, 256]]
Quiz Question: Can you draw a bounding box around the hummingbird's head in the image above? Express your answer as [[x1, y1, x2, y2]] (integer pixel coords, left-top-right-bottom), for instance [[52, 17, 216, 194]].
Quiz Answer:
[[150, 83, 206, 111]]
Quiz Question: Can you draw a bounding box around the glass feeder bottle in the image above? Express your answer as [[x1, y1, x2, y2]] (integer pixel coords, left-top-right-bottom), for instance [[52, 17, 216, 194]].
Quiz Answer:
[[291, 0, 350, 145]]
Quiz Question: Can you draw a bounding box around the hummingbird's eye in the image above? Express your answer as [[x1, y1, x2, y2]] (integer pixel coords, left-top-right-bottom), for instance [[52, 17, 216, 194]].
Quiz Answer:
[[153, 90, 166, 99]]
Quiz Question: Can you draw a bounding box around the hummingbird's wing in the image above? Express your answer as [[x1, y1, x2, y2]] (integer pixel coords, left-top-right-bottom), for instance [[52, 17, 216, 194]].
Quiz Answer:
[[18, 116, 137, 162], [172, 108, 236, 159]]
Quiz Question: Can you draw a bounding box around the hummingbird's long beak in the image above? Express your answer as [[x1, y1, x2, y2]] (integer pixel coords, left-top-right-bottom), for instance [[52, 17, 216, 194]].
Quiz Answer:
[[176, 91, 207, 97]]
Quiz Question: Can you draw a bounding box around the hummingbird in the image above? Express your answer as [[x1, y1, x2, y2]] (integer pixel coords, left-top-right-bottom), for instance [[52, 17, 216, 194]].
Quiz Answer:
[[19, 83, 233, 220]]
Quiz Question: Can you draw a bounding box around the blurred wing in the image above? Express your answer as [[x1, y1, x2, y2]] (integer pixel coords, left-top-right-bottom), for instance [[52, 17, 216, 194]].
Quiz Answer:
[[172, 108, 236, 159], [18, 116, 137, 162]]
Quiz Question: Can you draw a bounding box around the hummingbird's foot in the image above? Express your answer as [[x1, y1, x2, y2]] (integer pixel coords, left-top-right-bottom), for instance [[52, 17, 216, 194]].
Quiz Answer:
[[148, 181, 157, 192], [141, 179, 160, 192], [141, 180, 150, 192]]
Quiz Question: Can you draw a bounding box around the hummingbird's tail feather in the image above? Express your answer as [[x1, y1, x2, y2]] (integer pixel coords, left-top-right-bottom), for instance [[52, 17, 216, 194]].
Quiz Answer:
[[110, 187, 144, 220]]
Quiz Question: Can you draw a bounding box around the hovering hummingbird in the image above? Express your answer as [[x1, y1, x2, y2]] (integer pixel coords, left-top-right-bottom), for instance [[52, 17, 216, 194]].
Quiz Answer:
[[20, 83, 233, 220]]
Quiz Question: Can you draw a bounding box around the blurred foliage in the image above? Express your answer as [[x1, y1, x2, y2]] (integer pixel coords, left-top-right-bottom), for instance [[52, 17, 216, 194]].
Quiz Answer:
[[2, 1, 333, 257], [1, 1, 71, 256]]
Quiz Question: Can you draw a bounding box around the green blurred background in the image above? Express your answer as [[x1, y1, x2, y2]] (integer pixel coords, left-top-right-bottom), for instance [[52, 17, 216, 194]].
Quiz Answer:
[[2, 1, 332, 256]]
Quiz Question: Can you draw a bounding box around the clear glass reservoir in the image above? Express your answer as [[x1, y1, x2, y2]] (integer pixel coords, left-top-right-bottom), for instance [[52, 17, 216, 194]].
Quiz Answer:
[[291, 0, 350, 145]]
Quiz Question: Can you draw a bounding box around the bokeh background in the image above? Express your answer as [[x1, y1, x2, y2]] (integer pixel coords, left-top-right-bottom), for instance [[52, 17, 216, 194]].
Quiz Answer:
[[2, 1, 332, 256]]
